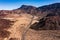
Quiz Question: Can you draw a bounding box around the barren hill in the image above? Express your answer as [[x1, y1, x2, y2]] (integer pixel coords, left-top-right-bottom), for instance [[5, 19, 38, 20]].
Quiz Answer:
[[0, 3, 60, 40]]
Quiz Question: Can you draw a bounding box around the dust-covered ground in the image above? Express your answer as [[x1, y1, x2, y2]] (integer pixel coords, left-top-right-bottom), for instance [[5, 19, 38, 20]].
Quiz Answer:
[[25, 29, 60, 40], [0, 14, 60, 40]]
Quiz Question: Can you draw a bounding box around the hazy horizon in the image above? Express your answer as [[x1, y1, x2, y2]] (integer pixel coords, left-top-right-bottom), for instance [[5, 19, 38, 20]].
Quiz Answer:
[[0, 0, 60, 10]]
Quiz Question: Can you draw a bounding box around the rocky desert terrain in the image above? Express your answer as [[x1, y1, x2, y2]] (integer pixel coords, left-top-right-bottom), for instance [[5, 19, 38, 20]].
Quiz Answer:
[[0, 3, 60, 40]]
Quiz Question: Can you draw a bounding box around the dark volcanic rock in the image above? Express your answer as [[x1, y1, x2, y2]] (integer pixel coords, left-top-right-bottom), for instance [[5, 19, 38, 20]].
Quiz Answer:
[[30, 16, 60, 30], [30, 3, 60, 30]]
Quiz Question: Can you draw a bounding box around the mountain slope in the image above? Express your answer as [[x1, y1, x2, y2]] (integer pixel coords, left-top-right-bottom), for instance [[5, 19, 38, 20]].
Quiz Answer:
[[30, 3, 60, 30]]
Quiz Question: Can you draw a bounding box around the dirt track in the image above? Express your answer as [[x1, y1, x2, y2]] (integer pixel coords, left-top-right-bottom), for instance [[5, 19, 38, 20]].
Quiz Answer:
[[0, 14, 60, 40]]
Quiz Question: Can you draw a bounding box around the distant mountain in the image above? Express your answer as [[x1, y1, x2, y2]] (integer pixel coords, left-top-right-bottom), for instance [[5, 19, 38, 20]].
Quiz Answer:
[[16, 3, 60, 16], [37, 3, 60, 16], [0, 3, 60, 30], [37, 3, 60, 11], [18, 5, 36, 10], [17, 5, 37, 14]]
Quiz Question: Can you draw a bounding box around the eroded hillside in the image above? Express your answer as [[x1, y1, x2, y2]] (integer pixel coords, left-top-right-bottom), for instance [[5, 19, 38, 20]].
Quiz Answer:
[[0, 3, 60, 40]]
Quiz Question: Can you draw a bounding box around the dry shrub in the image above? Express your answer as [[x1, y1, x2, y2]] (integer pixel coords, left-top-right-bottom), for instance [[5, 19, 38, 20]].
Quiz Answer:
[[0, 30, 11, 38], [9, 38, 19, 40], [0, 19, 15, 30]]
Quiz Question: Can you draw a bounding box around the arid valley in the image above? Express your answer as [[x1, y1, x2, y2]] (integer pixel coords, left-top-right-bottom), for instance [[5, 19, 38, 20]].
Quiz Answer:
[[0, 3, 60, 40]]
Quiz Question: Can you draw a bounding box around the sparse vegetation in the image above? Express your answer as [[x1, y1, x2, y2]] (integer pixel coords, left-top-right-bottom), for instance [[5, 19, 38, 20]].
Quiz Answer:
[[0, 3, 60, 40], [0, 30, 11, 38], [9, 38, 19, 40]]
